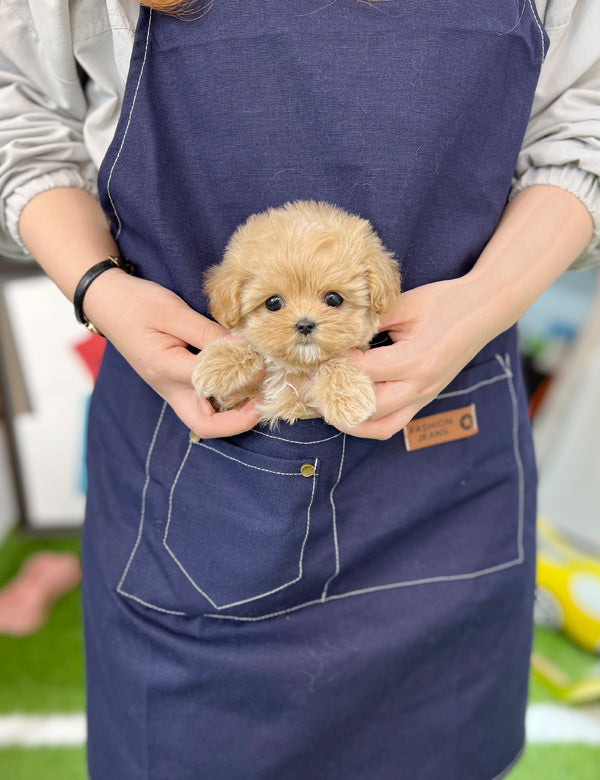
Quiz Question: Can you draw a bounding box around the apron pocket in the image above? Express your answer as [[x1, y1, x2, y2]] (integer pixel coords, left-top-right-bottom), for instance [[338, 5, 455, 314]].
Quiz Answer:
[[163, 439, 318, 609], [323, 352, 534, 598], [117, 424, 319, 616]]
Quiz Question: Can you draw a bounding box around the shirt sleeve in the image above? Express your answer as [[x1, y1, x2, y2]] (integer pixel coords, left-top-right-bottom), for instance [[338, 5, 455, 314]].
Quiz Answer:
[[512, 0, 600, 270], [0, 1, 99, 259], [0, 0, 137, 261]]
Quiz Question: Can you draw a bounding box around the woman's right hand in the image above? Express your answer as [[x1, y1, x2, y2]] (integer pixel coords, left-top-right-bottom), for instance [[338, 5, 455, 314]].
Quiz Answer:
[[83, 268, 262, 438], [17, 187, 260, 438]]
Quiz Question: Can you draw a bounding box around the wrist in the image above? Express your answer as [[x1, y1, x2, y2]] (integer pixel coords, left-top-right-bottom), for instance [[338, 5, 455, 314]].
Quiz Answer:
[[74, 256, 136, 336], [79, 264, 139, 338], [462, 265, 522, 341], [465, 186, 594, 339]]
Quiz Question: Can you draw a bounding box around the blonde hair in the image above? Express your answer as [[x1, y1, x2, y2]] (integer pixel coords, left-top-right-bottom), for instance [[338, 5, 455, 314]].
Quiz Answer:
[[139, 0, 203, 17], [139, 0, 388, 19]]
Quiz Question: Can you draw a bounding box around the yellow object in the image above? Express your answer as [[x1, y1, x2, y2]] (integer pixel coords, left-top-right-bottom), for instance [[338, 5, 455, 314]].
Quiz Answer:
[[300, 463, 316, 478], [530, 652, 600, 705], [536, 518, 600, 654]]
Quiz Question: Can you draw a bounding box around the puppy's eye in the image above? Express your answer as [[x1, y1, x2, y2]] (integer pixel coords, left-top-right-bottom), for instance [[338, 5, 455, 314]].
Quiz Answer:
[[265, 295, 285, 312], [324, 292, 343, 308]]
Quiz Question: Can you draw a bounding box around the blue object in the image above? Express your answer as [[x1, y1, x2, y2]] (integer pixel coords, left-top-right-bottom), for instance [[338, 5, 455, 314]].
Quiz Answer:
[[78, 395, 91, 495], [84, 2, 545, 777], [519, 269, 598, 346]]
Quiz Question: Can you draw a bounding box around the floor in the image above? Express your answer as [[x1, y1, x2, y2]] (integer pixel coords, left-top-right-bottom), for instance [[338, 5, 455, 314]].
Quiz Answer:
[[0, 532, 599, 779]]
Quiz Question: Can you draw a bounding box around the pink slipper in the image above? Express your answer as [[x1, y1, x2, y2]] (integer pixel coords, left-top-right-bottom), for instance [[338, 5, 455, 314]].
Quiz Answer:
[[0, 550, 81, 636]]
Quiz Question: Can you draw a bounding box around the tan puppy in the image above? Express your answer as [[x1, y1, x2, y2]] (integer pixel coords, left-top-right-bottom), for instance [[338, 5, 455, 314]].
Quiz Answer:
[[192, 200, 401, 428]]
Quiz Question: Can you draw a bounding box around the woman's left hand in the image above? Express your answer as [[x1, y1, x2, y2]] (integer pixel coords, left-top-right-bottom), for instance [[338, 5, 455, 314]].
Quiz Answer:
[[341, 185, 596, 441], [343, 275, 498, 440]]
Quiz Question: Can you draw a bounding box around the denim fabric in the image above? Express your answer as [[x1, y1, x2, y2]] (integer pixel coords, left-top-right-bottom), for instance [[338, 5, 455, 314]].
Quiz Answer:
[[84, 2, 545, 777]]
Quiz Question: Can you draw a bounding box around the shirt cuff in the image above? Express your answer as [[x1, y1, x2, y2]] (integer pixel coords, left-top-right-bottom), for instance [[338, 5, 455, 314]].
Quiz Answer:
[[510, 165, 600, 270], [3, 170, 99, 259]]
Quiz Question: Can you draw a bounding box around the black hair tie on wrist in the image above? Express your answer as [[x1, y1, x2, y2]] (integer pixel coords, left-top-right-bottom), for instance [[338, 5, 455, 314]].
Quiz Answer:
[[73, 255, 135, 337]]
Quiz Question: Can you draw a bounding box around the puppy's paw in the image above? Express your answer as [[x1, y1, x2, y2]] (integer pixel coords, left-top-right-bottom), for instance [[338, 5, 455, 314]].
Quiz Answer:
[[192, 340, 263, 409], [310, 358, 376, 428]]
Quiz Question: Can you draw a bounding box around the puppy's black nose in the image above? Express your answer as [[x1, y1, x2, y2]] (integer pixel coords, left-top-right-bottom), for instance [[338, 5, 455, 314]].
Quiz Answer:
[[295, 318, 317, 336]]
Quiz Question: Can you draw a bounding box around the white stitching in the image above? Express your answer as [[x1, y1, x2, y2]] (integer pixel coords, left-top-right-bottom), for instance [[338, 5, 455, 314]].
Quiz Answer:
[[117, 589, 186, 616], [320, 434, 346, 600], [116, 401, 167, 596], [495, 353, 508, 372], [503, 353, 525, 563], [526, 0, 546, 60], [119, 353, 527, 622], [105, 10, 153, 239], [194, 440, 311, 476], [251, 428, 343, 444], [437, 371, 509, 400], [202, 558, 525, 623], [202, 352, 527, 622], [163, 449, 318, 609]]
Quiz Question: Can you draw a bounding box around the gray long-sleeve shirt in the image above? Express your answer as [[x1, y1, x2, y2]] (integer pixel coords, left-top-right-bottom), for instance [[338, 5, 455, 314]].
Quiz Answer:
[[1, 0, 600, 268]]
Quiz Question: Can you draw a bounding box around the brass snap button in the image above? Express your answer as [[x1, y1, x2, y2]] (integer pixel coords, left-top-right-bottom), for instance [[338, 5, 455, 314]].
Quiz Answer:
[[189, 431, 202, 443], [300, 463, 315, 478]]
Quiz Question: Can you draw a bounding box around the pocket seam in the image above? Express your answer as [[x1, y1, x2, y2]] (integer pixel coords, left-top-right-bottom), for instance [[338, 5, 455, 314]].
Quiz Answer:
[[193, 440, 316, 475], [251, 428, 343, 444], [162, 443, 319, 610], [117, 353, 526, 622], [116, 402, 188, 616], [199, 352, 527, 622]]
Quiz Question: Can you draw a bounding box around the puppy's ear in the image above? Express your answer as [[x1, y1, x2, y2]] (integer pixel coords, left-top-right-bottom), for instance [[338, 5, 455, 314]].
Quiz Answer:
[[365, 246, 401, 314], [204, 263, 244, 330]]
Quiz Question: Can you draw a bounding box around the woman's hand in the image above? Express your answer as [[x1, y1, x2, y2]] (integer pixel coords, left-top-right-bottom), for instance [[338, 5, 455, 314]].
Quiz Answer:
[[84, 269, 262, 438], [344, 186, 595, 441], [18, 189, 261, 439], [344, 276, 495, 440], [19, 186, 593, 443]]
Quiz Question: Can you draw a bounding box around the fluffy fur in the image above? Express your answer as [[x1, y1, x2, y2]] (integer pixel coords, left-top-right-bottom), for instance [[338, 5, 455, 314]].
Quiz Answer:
[[192, 200, 401, 428]]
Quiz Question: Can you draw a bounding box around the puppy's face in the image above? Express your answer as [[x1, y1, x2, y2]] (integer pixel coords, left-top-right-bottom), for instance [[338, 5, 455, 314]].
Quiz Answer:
[[238, 255, 378, 369], [206, 201, 401, 370]]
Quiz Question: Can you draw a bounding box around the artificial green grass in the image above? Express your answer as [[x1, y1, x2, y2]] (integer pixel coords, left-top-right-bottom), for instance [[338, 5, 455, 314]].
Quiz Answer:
[[2, 745, 600, 780], [3, 745, 600, 780], [0, 531, 84, 714], [0, 746, 87, 779], [1, 530, 599, 780], [512, 745, 600, 780], [529, 624, 600, 706]]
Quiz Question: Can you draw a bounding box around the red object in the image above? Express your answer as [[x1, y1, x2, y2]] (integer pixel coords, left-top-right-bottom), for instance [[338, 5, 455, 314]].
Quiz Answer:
[[73, 333, 106, 382], [528, 374, 553, 419]]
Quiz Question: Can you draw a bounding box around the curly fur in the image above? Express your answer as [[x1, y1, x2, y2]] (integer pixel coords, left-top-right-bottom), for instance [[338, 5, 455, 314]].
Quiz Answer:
[[192, 200, 401, 428]]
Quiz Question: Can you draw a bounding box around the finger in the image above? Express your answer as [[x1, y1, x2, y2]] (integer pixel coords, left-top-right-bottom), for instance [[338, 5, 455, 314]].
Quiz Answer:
[[169, 305, 230, 350], [377, 310, 400, 331], [338, 404, 420, 440], [156, 335, 258, 388], [377, 303, 414, 333], [171, 388, 261, 439], [351, 344, 410, 383], [367, 380, 415, 421], [155, 339, 198, 385], [194, 403, 263, 440]]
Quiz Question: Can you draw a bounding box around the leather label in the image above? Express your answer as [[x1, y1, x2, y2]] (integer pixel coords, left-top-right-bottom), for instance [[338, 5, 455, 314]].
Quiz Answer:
[[403, 403, 479, 451]]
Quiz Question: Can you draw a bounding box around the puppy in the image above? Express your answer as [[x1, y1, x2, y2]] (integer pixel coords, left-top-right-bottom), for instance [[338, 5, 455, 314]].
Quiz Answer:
[[191, 200, 401, 428]]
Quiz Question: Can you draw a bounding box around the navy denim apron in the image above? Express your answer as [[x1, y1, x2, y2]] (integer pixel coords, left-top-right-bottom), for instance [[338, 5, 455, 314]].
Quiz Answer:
[[84, 2, 547, 777]]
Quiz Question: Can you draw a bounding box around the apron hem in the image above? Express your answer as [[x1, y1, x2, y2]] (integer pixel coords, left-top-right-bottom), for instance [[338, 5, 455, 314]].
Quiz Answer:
[[492, 743, 525, 780]]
